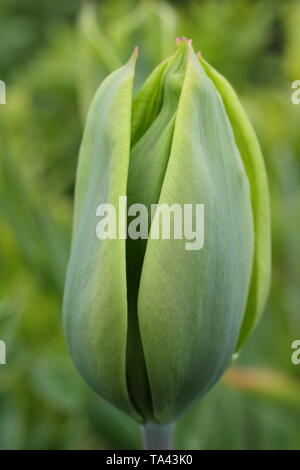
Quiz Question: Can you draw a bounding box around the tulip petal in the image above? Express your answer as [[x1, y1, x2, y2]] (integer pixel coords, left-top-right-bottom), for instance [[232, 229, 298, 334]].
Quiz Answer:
[[198, 56, 271, 350], [137, 43, 254, 423], [63, 50, 141, 421], [131, 56, 171, 146], [125, 44, 188, 419]]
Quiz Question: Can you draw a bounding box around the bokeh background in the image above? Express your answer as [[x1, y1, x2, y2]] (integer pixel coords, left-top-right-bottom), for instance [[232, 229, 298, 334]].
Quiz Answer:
[[0, 0, 300, 450]]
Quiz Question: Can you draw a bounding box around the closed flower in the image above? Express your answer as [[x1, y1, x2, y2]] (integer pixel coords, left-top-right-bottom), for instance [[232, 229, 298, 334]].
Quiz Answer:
[[63, 38, 271, 425]]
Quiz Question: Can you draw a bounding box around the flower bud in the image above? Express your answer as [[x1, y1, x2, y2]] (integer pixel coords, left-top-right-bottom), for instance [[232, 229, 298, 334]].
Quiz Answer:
[[63, 39, 270, 424]]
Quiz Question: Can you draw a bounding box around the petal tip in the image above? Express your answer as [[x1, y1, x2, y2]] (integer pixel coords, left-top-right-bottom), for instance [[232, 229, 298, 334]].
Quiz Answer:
[[129, 46, 139, 63], [176, 37, 192, 46]]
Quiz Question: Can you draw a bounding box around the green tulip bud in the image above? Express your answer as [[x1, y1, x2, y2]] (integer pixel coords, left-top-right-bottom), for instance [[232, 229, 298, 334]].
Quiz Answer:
[[63, 39, 271, 425]]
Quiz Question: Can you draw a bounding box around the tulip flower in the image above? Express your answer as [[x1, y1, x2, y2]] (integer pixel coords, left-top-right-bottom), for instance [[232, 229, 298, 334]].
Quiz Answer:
[[63, 38, 270, 448]]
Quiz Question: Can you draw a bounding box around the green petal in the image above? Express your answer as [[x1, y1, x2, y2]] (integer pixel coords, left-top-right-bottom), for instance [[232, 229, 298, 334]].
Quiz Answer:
[[125, 43, 188, 420], [131, 56, 171, 146], [198, 56, 271, 350], [138, 43, 254, 423], [63, 50, 140, 421]]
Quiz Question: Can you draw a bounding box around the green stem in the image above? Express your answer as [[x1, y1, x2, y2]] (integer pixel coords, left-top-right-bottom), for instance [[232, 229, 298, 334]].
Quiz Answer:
[[141, 423, 175, 450]]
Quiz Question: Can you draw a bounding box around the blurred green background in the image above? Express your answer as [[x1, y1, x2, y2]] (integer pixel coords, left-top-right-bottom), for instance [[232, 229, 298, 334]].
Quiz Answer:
[[0, 0, 300, 450]]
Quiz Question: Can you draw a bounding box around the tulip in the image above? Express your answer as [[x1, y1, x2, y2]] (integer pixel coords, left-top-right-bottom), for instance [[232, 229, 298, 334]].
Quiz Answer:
[[63, 38, 270, 447]]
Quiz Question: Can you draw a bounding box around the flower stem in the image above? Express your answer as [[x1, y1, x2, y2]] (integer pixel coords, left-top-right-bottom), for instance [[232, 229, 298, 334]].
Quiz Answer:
[[141, 423, 175, 450]]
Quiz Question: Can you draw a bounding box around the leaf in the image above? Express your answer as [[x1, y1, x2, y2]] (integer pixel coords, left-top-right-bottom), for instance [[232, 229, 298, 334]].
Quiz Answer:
[[224, 367, 300, 410]]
